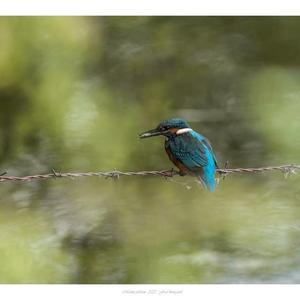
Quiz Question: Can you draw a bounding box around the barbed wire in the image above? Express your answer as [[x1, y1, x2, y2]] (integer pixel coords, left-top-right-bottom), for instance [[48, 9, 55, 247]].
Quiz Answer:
[[0, 164, 299, 183]]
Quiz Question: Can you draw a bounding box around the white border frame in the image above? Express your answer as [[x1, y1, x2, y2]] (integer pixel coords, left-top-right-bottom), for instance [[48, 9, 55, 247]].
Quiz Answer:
[[0, 0, 300, 15]]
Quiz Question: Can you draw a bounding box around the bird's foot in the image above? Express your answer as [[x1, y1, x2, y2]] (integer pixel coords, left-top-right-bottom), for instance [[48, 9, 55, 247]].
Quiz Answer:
[[165, 168, 181, 177], [179, 170, 186, 176]]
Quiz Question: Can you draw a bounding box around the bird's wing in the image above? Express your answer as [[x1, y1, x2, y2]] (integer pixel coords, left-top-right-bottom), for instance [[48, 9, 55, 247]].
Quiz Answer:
[[168, 133, 209, 171], [201, 138, 219, 168]]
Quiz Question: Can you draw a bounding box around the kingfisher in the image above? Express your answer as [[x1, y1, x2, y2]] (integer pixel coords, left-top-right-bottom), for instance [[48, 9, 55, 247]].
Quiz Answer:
[[139, 118, 218, 191]]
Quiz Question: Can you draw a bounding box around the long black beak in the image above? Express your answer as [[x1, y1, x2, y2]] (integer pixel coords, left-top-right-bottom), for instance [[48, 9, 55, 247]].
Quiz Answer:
[[139, 128, 163, 139]]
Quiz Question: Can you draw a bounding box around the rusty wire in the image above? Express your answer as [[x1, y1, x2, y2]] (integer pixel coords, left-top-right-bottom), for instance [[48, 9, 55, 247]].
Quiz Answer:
[[0, 164, 299, 183]]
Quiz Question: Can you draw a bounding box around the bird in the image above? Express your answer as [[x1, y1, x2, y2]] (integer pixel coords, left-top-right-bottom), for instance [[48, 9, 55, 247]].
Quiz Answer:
[[139, 118, 218, 192]]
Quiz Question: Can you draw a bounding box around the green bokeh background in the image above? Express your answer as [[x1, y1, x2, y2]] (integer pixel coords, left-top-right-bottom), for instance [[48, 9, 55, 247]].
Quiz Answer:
[[0, 17, 300, 283]]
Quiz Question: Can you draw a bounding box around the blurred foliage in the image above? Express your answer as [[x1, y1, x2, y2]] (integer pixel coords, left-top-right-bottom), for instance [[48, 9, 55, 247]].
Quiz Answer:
[[0, 17, 300, 283]]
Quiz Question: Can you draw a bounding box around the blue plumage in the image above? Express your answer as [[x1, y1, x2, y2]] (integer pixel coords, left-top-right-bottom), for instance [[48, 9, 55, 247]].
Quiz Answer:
[[140, 118, 218, 192]]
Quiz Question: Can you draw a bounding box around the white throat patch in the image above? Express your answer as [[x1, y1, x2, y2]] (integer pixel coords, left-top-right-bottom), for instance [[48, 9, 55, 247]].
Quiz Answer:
[[176, 128, 193, 135]]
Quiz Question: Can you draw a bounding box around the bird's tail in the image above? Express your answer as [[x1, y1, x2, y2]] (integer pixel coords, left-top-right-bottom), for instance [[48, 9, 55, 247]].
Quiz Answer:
[[196, 169, 216, 192]]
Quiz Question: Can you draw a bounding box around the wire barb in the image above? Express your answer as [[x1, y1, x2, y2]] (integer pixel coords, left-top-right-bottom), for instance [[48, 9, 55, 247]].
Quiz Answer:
[[51, 168, 62, 178], [0, 164, 299, 183]]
